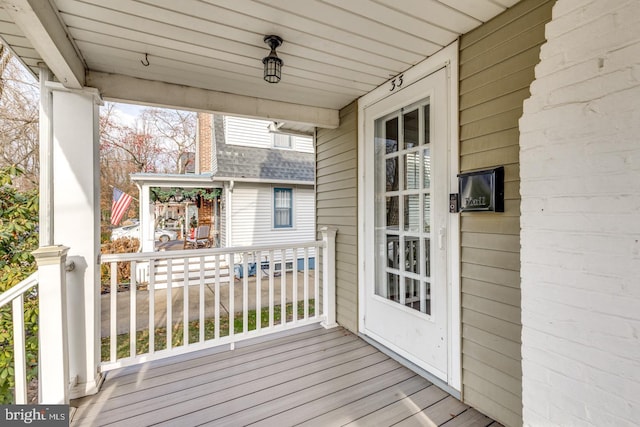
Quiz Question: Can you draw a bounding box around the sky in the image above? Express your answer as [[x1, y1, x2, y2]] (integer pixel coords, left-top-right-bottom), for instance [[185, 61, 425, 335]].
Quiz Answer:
[[109, 102, 144, 127]]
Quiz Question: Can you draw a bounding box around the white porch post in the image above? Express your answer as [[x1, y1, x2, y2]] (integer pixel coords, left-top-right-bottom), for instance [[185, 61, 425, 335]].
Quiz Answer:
[[38, 66, 54, 246], [320, 226, 337, 328], [49, 83, 103, 398], [138, 183, 155, 252], [32, 246, 70, 404]]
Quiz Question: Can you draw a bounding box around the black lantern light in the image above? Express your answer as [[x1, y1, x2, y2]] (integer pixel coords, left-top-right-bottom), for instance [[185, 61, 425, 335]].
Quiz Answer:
[[262, 35, 283, 83]]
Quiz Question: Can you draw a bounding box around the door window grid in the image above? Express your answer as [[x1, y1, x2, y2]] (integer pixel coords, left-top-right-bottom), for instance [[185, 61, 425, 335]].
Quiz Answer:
[[378, 102, 432, 315]]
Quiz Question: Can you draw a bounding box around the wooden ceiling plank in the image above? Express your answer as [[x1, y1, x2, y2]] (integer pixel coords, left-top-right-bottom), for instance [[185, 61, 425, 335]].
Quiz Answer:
[[0, 32, 33, 48], [63, 14, 387, 86], [2, 0, 85, 87], [437, 0, 506, 22], [148, 0, 412, 72], [0, 20, 27, 37], [68, 26, 376, 93], [492, 0, 521, 8], [76, 39, 368, 99], [262, 0, 440, 55], [74, 0, 397, 75], [67, 23, 383, 88], [322, 0, 457, 46], [81, 47, 357, 108], [85, 60, 353, 110], [87, 71, 341, 129], [203, 0, 425, 64], [58, 0, 391, 80], [8, 44, 37, 58], [376, 0, 482, 34]]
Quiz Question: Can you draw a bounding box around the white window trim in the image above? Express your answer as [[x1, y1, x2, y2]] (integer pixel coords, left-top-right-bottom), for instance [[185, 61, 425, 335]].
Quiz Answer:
[[272, 186, 295, 230], [272, 133, 294, 150]]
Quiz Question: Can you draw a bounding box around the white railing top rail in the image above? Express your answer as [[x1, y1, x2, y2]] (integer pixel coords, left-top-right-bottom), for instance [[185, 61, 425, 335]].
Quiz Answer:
[[0, 272, 38, 308], [100, 240, 324, 263]]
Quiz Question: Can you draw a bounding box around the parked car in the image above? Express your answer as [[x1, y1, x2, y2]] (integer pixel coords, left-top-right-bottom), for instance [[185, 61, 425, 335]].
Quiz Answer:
[[110, 224, 178, 242]]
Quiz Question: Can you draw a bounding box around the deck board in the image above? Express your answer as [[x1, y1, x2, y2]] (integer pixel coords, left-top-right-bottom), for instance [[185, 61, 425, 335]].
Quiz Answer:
[[441, 408, 495, 427], [297, 376, 431, 427], [71, 325, 498, 427], [78, 329, 357, 406], [218, 365, 414, 426], [151, 355, 394, 426], [393, 396, 469, 426], [343, 385, 449, 427]]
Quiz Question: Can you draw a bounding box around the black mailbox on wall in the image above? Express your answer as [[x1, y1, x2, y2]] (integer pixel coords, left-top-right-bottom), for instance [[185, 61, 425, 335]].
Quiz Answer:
[[458, 166, 504, 212]]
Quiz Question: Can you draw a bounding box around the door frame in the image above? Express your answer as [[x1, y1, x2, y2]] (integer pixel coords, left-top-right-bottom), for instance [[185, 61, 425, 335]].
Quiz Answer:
[[357, 41, 461, 391]]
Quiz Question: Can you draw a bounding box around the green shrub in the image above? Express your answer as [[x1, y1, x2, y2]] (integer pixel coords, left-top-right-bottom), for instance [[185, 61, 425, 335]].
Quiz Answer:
[[0, 166, 39, 403]]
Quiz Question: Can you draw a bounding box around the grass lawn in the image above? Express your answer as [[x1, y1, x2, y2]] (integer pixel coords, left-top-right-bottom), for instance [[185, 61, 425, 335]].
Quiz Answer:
[[102, 300, 315, 361]]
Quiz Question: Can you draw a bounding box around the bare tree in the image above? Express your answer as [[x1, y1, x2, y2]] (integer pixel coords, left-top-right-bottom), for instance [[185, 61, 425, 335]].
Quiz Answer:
[[98, 104, 197, 226], [0, 45, 39, 189], [100, 104, 165, 175], [141, 108, 196, 174]]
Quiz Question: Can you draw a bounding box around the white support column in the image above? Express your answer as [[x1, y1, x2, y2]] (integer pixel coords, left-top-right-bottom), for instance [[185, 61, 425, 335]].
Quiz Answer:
[[320, 226, 338, 329], [33, 245, 70, 404], [138, 183, 155, 252], [38, 65, 54, 246], [49, 83, 103, 398]]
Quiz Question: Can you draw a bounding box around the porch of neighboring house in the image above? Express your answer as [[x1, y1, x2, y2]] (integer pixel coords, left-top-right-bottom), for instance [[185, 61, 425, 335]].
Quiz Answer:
[[71, 325, 501, 427]]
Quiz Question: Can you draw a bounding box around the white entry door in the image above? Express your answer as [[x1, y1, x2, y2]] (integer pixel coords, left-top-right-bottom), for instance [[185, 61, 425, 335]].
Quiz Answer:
[[363, 68, 451, 380]]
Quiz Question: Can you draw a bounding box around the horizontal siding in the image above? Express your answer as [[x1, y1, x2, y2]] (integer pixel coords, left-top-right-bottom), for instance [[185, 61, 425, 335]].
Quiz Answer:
[[229, 182, 315, 248], [458, 1, 554, 426], [225, 116, 272, 149], [464, 380, 522, 427], [292, 135, 314, 153], [224, 116, 313, 153], [316, 101, 358, 332]]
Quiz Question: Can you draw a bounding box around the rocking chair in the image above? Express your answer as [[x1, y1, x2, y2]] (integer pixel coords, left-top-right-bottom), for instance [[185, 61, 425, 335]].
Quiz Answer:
[[183, 224, 212, 249]]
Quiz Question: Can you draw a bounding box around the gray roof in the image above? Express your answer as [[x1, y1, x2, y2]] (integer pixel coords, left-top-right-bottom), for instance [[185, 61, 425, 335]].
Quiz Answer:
[[212, 115, 314, 183]]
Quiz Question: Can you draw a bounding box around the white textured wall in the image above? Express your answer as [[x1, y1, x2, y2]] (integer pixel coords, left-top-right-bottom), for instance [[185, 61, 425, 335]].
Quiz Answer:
[[520, 1, 640, 426]]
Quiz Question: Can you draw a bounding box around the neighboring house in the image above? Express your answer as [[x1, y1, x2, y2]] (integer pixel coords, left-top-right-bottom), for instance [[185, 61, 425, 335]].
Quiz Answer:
[[132, 114, 315, 253], [4, 1, 640, 426], [197, 113, 315, 250]]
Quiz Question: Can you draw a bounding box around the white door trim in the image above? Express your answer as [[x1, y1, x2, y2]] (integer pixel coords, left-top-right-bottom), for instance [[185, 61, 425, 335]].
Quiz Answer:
[[357, 41, 460, 391]]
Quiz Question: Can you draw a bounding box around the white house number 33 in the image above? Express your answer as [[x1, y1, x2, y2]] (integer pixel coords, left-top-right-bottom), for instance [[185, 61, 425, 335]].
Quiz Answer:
[[389, 74, 404, 91]]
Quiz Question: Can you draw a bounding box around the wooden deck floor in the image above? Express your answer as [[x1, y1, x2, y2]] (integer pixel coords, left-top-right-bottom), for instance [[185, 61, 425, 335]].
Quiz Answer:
[[71, 325, 501, 427]]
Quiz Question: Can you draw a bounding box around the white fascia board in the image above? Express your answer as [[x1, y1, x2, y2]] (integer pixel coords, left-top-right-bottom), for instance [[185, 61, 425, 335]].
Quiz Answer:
[[130, 173, 221, 188], [267, 122, 315, 137], [214, 176, 314, 186], [86, 71, 340, 129], [3, 0, 85, 88]]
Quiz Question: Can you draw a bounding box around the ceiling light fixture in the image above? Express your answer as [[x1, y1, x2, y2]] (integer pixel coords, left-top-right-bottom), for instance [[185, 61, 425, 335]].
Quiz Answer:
[[262, 35, 283, 83]]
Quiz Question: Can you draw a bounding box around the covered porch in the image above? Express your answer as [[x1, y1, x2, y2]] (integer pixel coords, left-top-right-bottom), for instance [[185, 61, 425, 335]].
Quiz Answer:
[[71, 325, 500, 427], [0, 0, 524, 424], [4, 1, 639, 426]]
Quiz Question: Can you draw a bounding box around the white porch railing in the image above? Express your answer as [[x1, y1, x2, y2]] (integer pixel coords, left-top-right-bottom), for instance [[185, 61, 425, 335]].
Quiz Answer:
[[99, 228, 336, 371], [0, 272, 38, 404]]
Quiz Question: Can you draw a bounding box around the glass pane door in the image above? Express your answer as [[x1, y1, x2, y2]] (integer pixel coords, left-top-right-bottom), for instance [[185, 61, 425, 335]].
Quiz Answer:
[[375, 100, 432, 315]]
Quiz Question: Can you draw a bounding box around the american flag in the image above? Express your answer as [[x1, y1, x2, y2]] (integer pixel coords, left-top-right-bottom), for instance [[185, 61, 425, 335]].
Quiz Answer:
[[111, 187, 133, 226]]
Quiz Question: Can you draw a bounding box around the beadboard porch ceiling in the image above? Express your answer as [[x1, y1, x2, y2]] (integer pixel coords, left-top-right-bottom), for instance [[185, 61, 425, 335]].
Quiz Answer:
[[0, 0, 518, 127]]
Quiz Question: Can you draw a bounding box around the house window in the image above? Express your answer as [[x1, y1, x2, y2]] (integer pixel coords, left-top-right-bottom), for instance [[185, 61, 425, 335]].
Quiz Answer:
[[274, 188, 293, 228], [273, 133, 292, 149]]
